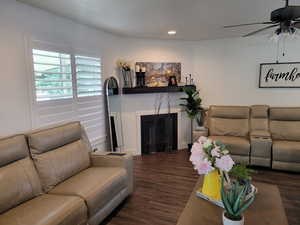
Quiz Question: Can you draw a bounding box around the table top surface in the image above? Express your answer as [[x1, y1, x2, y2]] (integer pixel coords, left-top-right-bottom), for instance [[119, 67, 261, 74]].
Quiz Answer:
[[176, 177, 289, 225]]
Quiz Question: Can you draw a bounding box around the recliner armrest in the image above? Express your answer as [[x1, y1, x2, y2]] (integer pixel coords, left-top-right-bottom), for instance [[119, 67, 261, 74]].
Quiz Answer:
[[193, 128, 209, 142], [90, 152, 134, 193], [250, 130, 271, 138]]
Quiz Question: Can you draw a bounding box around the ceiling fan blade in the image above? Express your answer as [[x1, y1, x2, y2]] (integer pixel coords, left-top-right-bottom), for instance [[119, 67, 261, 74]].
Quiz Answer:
[[224, 22, 274, 28], [243, 24, 279, 37]]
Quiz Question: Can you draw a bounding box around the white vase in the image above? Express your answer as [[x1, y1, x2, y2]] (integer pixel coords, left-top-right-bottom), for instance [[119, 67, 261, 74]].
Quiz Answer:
[[222, 211, 244, 225]]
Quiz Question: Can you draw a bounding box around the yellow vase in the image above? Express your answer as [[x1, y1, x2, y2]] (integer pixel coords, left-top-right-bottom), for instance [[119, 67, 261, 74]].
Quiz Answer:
[[201, 169, 221, 200]]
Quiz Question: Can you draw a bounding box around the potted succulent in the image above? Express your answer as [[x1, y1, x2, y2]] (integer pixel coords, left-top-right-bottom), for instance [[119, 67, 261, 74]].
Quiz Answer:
[[180, 86, 203, 151], [221, 177, 256, 225]]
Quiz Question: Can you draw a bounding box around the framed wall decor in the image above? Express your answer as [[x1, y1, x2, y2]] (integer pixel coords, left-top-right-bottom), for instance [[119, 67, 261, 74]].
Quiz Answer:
[[136, 62, 181, 87], [259, 62, 300, 88]]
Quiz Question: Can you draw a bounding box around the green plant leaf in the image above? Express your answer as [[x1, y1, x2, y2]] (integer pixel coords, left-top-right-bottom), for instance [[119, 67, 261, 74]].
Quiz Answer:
[[237, 195, 256, 215], [221, 189, 234, 215], [228, 188, 234, 205], [180, 86, 202, 119], [221, 177, 235, 216], [233, 185, 246, 213]]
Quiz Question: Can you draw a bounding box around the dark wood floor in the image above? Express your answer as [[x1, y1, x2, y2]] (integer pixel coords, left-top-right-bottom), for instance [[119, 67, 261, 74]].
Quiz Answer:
[[101, 150, 300, 225]]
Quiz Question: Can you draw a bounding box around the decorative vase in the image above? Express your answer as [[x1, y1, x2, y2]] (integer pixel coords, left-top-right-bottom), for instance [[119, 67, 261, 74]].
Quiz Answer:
[[222, 211, 244, 225], [122, 69, 132, 88], [201, 169, 221, 200]]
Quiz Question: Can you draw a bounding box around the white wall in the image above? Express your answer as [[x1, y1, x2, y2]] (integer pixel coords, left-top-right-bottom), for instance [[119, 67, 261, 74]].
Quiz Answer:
[[0, 0, 121, 136], [193, 37, 300, 106]]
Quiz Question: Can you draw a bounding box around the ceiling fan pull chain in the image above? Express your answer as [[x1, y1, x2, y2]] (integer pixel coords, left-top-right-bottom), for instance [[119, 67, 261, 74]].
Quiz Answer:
[[276, 40, 280, 63], [282, 37, 286, 57]]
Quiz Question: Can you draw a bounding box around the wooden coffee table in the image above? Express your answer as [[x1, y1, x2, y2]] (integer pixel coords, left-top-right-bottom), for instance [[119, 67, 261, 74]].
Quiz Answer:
[[177, 177, 289, 225]]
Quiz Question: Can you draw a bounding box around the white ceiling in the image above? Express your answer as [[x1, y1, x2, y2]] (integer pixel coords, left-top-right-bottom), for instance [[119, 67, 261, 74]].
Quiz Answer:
[[18, 0, 297, 41]]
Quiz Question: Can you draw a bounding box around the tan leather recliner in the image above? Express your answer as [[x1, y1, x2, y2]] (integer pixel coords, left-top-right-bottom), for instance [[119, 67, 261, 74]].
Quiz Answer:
[[270, 107, 300, 172], [207, 106, 251, 164], [27, 122, 133, 225], [0, 134, 88, 225], [0, 122, 134, 225]]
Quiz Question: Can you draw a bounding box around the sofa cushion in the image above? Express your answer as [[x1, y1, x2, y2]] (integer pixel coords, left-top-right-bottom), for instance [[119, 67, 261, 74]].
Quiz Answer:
[[270, 121, 300, 141], [273, 141, 300, 163], [270, 107, 300, 121], [28, 122, 83, 154], [272, 161, 300, 172], [32, 140, 90, 192], [208, 106, 250, 137], [250, 118, 269, 131], [27, 122, 91, 192], [209, 118, 249, 137], [0, 158, 42, 214], [209, 106, 250, 119], [0, 135, 29, 167], [0, 194, 87, 225], [0, 135, 42, 214], [231, 155, 250, 165], [251, 105, 269, 118], [269, 107, 300, 141], [209, 136, 250, 156], [49, 167, 127, 217]]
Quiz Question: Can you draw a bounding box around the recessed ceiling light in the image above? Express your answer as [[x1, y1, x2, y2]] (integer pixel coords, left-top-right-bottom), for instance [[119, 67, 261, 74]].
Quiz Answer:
[[168, 30, 176, 35]]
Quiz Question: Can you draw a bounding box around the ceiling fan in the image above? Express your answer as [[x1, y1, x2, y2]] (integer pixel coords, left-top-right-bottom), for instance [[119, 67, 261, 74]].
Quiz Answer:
[[224, 0, 300, 37]]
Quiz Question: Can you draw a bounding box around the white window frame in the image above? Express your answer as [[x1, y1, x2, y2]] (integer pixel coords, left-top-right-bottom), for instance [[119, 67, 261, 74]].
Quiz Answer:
[[28, 41, 103, 103], [25, 39, 105, 148]]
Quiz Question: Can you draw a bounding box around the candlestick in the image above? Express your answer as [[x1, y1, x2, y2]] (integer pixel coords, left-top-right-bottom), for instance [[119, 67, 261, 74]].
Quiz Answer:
[[135, 65, 140, 72]]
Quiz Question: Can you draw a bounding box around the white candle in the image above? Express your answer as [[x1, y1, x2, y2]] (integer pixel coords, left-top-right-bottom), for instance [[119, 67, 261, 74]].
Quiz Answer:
[[141, 67, 146, 72], [135, 65, 140, 72]]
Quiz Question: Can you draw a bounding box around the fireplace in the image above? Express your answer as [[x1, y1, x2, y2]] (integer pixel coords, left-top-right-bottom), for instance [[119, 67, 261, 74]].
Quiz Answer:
[[141, 113, 178, 154]]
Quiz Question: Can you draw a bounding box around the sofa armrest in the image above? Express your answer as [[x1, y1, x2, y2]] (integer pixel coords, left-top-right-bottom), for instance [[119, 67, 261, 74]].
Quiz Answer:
[[250, 135, 272, 167], [250, 130, 271, 138], [90, 152, 134, 194], [193, 129, 208, 142]]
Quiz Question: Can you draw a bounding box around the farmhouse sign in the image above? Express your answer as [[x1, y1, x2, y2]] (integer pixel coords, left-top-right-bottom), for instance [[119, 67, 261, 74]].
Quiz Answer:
[[259, 62, 300, 88]]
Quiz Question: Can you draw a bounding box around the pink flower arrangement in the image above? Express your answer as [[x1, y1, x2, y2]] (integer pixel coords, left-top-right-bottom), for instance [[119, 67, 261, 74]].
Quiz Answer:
[[190, 136, 235, 174]]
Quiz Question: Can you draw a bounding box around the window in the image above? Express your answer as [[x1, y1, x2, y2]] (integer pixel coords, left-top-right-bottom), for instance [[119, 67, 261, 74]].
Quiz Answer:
[[75, 55, 102, 97], [32, 49, 102, 101], [32, 49, 72, 101], [30, 47, 105, 148]]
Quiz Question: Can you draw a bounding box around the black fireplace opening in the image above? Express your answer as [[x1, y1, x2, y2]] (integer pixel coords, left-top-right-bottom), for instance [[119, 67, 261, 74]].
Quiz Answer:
[[141, 113, 178, 155]]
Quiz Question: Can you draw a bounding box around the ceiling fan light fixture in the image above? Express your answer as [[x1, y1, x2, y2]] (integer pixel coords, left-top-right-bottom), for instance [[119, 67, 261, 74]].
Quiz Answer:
[[270, 28, 299, 43], [168, 30, 177, 35], [224, 0, 300, 38]]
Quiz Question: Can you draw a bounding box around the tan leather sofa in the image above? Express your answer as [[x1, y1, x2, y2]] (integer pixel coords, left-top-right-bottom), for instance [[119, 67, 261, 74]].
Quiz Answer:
[[194, 105, 300, 172], [270, 107, 300, 172], [0, 122, 133, 225], [207, 106, 251, 164]]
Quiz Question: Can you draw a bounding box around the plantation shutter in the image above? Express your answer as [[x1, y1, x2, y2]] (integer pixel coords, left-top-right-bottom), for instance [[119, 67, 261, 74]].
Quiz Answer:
[[32, 49, 73, 101], [29, 45, 106, 148], [75, 55, 106, 146], [75, 55, 102, 97]]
